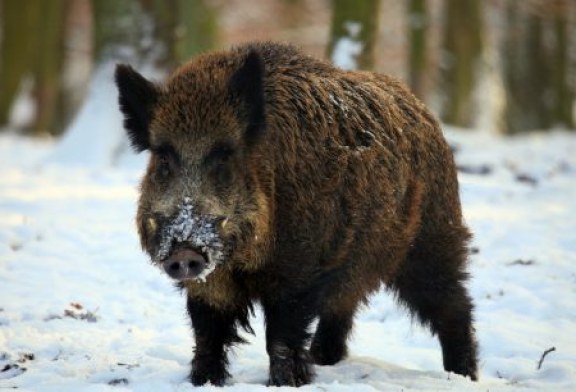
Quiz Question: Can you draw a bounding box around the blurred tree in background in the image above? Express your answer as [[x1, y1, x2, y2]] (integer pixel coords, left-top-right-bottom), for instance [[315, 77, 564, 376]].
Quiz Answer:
[[0, 0, 216, 138], [327, 0, 381, 70], [173, 0, 217, 62], [92, 0, 216, 70], [438, 0, 484, 128], [502, 0, 575, 133], [0, 0, 68, 136], [0, 0, 574, 138], [407, 0, 429, 100]]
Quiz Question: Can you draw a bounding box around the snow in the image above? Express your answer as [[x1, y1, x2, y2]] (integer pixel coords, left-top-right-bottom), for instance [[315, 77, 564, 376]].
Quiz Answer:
[[331, 22, 363, 70], [1, 128, 576, 391], [45, 60, 158, 169], [45, 61, 128, 168], [8, 77, 36, 129]]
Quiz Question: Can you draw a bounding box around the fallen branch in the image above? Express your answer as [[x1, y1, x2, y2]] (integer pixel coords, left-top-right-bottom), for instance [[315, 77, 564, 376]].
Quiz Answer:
[[507, 259, 535, 266], [537, 347, 556, 370]]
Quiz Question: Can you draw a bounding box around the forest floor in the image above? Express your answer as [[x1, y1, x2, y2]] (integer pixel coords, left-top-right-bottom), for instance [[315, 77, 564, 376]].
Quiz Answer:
[[1, 128, 575, 391]]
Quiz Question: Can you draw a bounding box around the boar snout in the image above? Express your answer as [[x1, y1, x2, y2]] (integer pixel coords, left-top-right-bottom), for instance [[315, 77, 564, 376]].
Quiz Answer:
[[163, 247, 207, 281], [150, 199, 231, 282]]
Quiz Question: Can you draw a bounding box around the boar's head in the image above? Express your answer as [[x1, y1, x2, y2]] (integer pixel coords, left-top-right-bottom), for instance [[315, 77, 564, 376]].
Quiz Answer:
[[115, 50, 270, 282]]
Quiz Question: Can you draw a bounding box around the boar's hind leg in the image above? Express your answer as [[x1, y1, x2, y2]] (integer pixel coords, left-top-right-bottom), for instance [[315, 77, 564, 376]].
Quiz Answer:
[[310, 306, 357, 366], [186, 296, 249, 386], [262, 290, 319, 387], [393, 229, 479, 381]]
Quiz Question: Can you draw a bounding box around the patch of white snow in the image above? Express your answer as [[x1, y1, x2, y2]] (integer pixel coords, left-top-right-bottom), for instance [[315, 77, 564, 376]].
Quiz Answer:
[[332, 22, 364, 71]]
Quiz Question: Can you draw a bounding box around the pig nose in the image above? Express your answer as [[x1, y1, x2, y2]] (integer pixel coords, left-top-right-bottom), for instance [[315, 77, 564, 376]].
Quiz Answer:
[[163, 248, 206, 280]]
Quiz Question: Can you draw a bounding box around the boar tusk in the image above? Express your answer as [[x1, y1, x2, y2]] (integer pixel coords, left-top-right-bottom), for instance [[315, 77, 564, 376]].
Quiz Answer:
[[219, 217, 229, 230], [147, 217, 157, 234]]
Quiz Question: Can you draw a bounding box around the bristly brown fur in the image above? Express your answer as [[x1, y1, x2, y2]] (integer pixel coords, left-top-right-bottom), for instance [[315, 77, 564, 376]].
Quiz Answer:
[[115, 41, 478, 387]]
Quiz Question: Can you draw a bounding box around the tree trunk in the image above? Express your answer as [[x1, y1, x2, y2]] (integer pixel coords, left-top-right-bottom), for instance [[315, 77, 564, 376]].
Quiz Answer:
[[92, 0, 163, 65], [327, 0, 381, 71], [33, 0, 68, 136], [502, 0, 575, 133], [0, 0, 41, 129], [552, 8, 574, 129], [0, 1, 70, 136], [439, 0, 484, 127], [92, 0, 217, 69], [407, 0, 428, 99], [174, 0, 217, 63], [502, 2, 547, 132]]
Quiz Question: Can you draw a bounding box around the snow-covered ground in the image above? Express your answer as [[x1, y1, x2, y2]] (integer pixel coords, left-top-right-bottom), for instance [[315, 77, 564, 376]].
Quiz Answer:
[[1, 129, 575, 391]]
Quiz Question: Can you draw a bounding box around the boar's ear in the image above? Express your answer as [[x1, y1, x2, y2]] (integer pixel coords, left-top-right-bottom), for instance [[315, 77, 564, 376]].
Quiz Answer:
[[114, 64, 158, 152], [229, 50, 266, 146]]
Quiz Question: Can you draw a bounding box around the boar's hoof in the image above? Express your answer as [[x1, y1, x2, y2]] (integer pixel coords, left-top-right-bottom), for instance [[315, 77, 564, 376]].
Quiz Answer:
[[268, 346, 314, 387], [310, 339, 347, 366], [163, 248, 206, 281], [444, 349, 478, 381], [190, 356, 229, 386]]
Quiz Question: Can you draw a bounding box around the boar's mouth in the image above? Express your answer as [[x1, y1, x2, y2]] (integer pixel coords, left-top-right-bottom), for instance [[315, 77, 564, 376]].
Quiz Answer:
[[153, 198, 228, 283]]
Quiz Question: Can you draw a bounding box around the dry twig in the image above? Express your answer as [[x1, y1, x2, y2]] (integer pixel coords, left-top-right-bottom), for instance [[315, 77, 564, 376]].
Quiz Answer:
[[537, 347, 556, 370]]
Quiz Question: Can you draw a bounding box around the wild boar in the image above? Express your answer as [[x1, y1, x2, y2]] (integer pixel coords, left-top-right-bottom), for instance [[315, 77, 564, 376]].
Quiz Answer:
[[115, 41, 478, 387]]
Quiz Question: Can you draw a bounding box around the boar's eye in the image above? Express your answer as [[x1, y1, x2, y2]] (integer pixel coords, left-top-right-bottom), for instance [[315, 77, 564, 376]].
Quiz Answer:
[[206, 144, 234, 164], [153, 145, 178, 178], [205, 143, 235, 187], [157, 153, 170, 177]]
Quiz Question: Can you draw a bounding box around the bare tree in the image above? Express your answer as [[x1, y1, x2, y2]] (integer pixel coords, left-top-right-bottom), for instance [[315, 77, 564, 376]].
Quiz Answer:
[[502, 0, 575, 133], [0, 0, 37, 129], [173, 0, 217, 62], [0, 0, 68, 136], [327, 0, 381, 70], [438, 0, 484, 127], [407, 0, 429, 100], [34, 0, 68, 136]]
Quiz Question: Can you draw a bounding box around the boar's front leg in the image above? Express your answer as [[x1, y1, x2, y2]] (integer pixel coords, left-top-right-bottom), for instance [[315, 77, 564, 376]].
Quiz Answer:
[[186, 296, 245, 386], [262, 289, 318, 387]]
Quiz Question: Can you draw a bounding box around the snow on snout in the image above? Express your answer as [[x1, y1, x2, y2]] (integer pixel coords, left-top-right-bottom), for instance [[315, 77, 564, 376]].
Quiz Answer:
[[155, 198, 226, 282]]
